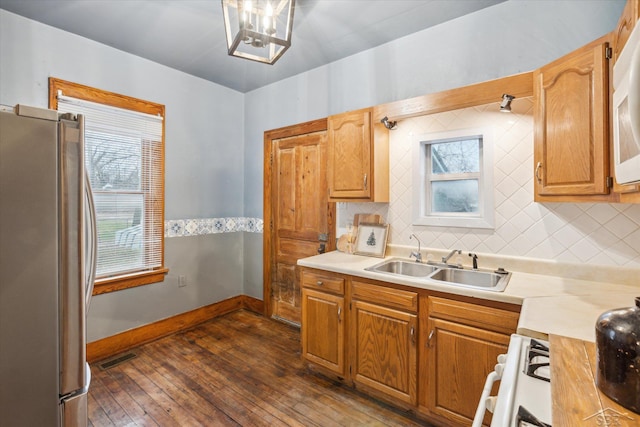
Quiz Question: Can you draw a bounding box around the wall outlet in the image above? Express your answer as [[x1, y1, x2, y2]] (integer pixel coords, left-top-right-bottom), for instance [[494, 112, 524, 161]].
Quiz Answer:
[[178, 275, 187, 287]]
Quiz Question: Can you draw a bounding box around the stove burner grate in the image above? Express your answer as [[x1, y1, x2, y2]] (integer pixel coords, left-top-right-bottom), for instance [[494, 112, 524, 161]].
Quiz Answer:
[[525, 339, 550, 383], [517, 405, 552, 427]]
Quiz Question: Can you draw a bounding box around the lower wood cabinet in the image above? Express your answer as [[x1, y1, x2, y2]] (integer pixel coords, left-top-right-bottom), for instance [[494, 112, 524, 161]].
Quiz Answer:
[[419, 296, 519, 426], [350, 281, 418, 405], [300, 270, 346, 377], [300, 267, 520, 426]]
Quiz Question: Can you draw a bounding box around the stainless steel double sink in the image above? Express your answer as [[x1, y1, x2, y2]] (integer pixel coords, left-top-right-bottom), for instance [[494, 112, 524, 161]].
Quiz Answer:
[[364, 258, 511, 292]]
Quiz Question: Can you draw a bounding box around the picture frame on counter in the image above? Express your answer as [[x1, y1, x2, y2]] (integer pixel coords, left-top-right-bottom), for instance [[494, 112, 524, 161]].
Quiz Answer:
[[354, 223, 389, 258]]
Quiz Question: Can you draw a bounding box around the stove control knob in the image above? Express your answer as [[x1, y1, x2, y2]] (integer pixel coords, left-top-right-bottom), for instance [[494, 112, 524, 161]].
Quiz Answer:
[[497, 354, 507, 364], [485, 396, 498, 413]]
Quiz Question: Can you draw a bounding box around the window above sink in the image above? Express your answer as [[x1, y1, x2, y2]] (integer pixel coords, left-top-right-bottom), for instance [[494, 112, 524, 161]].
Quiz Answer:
[[412, 127, 495, 229]]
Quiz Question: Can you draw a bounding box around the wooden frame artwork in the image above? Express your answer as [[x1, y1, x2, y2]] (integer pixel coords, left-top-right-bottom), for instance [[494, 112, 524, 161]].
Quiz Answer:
[[354, 223, 389, 257]]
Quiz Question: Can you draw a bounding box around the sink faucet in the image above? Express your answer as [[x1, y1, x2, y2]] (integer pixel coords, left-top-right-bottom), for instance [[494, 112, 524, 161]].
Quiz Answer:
[[442, 249, 461, 265], [409, 234, 422, 263]]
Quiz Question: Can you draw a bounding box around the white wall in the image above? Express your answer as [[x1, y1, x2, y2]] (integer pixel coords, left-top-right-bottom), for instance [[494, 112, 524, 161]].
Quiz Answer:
[[242, 0, 627, 297], [0, 9, 246, 341]]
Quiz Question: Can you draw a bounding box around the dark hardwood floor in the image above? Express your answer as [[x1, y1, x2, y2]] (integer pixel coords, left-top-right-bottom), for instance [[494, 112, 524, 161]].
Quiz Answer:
[[88, 310, 429, 426]]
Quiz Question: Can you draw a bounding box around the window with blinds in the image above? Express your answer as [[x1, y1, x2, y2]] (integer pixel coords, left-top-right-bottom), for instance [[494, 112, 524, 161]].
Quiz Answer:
[[50, 78, 167, 293]]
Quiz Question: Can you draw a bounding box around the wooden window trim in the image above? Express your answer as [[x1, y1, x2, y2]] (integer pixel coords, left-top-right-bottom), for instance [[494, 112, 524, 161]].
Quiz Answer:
[[49, 77, 168, 294]]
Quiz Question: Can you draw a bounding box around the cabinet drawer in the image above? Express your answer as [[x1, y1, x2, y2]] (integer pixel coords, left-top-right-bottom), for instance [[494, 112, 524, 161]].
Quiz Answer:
[[301, 270, 345, 295], [352, 280, 417, 313], [428, 296, 519, 335]]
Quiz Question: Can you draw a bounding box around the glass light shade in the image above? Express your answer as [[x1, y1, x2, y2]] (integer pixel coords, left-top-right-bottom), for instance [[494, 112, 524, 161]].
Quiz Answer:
[[222, 0, 295, 64]]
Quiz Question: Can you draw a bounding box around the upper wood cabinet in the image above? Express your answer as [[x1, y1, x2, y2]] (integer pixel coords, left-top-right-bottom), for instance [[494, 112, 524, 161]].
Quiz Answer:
[[327, 108, 389, 202], [533, 35, 612, 201], [613, 0, 639, 62]]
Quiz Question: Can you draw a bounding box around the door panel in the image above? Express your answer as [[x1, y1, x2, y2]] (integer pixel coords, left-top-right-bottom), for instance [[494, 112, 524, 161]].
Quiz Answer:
[[534, 40, 609, 197], [426, 317, 509, 426], [351, 300, 417, 405], [270, 131, 333, 325]]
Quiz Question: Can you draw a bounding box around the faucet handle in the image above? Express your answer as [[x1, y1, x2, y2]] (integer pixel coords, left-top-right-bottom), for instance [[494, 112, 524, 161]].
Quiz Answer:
[[469, 253, 478, 270]]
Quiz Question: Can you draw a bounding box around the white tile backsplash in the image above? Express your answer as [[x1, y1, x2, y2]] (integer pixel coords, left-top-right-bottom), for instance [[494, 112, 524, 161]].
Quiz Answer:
[[337, 98, 640, 268]]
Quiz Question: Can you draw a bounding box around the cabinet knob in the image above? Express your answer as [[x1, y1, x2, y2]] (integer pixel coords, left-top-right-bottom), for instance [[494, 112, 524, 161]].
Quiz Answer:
[[363, 173, 368, 190], [316, 281, 323, 286], [337, 306, 342, 321], [410, 326, 416, 343]]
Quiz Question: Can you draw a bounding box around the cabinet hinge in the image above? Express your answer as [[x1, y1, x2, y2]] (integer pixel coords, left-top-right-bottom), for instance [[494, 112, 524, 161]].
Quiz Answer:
[[605, 46, 612, 60], [270, 219, 273, 230], [270, 152, 273, 165], [349, 366, 352, 375], [606, 176, 613, 188]]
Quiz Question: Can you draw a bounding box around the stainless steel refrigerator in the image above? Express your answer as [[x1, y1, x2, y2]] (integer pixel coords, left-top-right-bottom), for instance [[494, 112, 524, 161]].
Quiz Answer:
[[0, 105, 96, 426]]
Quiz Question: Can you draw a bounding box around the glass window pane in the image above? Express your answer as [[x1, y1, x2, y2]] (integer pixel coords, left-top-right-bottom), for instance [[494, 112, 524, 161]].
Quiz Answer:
[[431, 138, 480, 174], [93, 193, 144, 276], [431, 180, 479, 213], [85, 130, 141, 191]]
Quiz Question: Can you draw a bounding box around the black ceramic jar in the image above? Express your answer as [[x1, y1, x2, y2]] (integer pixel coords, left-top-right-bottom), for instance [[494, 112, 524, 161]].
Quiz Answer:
[[595, 297, 640, 414]]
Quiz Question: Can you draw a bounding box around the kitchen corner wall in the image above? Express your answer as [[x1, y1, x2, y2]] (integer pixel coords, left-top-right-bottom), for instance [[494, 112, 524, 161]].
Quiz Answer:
[[338, 99, 640, 268], [0, 9, 247, 342], [0, 0, 629, 341]]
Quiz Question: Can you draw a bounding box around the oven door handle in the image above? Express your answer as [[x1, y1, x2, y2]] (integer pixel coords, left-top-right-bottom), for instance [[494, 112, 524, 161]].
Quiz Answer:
[[472, 370, 499, 427]]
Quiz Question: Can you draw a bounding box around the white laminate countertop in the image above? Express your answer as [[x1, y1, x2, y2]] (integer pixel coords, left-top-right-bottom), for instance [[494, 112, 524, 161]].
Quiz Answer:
[[297, 250, 640, 343]]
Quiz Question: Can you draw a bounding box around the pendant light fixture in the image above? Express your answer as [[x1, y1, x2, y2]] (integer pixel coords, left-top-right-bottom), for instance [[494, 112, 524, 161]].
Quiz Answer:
[[221, 0, 295, 65]]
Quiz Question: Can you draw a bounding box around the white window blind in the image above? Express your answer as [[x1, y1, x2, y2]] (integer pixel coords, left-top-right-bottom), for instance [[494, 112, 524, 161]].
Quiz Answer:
[[57, 94, 164, 279]]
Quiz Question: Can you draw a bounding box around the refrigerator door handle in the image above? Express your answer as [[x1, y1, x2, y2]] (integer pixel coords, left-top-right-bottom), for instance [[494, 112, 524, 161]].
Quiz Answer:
[[59, 115, 86, 397], [85, 172, 97, 313]]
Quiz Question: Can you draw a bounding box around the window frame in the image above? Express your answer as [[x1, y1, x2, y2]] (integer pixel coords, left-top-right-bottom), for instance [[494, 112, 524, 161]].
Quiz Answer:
[[49, 77, 168, 295], [412, 127, 495, 229]]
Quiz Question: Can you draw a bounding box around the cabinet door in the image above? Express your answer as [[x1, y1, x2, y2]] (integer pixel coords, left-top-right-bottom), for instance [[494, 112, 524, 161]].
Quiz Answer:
[[301, 288, 345, 376], [327, 109, 372, 200], [350, 300, 417, 405], [424, 317, 509, 427], [534, 39, 610, 199]]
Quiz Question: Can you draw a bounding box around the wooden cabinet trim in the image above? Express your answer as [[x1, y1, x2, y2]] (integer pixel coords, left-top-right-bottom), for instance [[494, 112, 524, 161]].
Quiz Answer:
[[301, 269, 345, 295], [373, 72, 533, 122], [351, 280, 417, 312], [428, 296, 519, 335]]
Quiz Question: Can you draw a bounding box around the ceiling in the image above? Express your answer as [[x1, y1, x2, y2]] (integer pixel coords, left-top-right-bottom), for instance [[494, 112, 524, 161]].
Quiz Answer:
[[0, 0, 505, 93]]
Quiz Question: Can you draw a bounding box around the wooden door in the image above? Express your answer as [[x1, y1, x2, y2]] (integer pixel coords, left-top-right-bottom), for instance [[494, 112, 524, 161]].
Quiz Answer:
[[350, 300, 418, 405], [327, 108, 372, 200], [267, 127, 334, 325], [533, 38, 610, 199], [424, 317, 509, 426], [301, 288, 345, 376]]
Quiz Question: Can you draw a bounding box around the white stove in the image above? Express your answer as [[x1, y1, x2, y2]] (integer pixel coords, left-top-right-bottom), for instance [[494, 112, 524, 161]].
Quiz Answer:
[[473, 334, 552, 427]]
